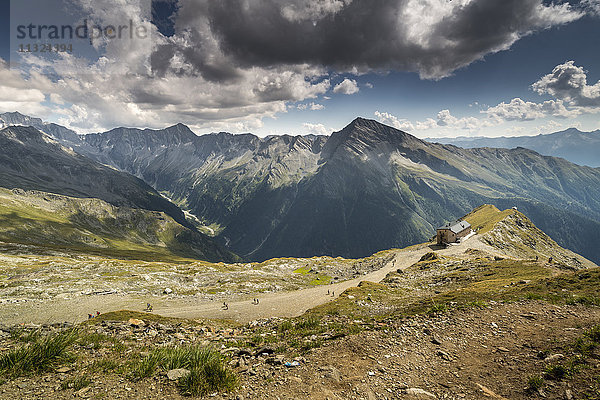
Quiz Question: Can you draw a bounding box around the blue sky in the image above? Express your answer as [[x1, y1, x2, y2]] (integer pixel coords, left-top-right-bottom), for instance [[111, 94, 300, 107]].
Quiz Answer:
[[265, 13, 600, 137], [1, 0, 600, 138]]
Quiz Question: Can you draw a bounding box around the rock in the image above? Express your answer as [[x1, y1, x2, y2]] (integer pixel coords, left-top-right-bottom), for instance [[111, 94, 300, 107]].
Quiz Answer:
[[437, 350, 451, 361], [75, 387, 91, 397], [55, 366, 72, 373], [289, 376, 303, 383], [322, 366, 342, 382], [236, 349, 252, 357], [405, 388, 437, 399], [431, 336, 442, 345], [544, 354, 564, 362], [128, 318, 145, 327], [163, 288, 173, 295], [565, 389, 573, 400], [475, 383, 508, 399], [167, 368, 190, 381], [497, 347, 510, 353], [254, 347, 275, 357], [266, 355, 285, 365]]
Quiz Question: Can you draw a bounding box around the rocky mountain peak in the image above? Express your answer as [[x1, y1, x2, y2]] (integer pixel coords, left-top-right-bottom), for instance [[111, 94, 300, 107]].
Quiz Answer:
[[322, 117, 423, 160], [0, 111, 44, 127]]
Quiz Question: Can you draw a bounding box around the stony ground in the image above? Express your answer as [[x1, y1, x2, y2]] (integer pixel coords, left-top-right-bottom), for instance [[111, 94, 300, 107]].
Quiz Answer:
[[1, 207, 599, 399], [1, 301, 599, 399]]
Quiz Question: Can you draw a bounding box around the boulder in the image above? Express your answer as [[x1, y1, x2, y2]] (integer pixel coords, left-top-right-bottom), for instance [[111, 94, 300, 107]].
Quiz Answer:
[[167, 368, 191, 381]]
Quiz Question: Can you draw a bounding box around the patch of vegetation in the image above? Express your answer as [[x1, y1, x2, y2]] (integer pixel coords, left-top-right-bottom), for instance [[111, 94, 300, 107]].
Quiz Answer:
[[61, 375, 92, 391], [526, 375, 545, 393], [464, 204, 513, 234], [544, 364, 568, 380], [90, 358, 121, 373], [0, 329, 78, 377], [87, 310, 189, 326], [128, 346, 237, 397]]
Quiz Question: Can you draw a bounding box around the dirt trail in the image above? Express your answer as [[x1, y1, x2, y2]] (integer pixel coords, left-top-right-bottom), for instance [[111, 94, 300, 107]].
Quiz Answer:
[[157, 235, 496, 323], [0, 235, 496, 325]]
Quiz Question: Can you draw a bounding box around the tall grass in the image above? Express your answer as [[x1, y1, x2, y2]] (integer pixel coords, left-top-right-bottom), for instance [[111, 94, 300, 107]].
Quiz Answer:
[[129, 345, 237, 396], [0, 329, 78, 377]]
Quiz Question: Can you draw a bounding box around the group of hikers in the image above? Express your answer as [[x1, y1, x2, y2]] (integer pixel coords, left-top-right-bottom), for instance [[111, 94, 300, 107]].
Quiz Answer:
[[87, 311, 101, 319], [221, 298, 260, 310]]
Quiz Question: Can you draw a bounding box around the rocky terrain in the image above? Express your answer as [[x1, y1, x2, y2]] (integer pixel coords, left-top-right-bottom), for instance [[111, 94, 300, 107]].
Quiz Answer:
[[1, 206, 599, 399]]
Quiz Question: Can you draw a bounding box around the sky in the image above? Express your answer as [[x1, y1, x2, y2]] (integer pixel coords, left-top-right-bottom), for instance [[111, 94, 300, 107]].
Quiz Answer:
[[1, 0, 600, 138]]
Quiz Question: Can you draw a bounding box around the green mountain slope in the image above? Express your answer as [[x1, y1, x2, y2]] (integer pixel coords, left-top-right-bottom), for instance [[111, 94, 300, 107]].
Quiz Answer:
[[0, 188, 239, 262]]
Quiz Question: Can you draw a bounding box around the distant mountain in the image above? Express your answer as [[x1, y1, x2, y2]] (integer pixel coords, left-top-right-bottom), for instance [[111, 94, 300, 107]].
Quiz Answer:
[[61, 117, 600, 264], [0, 125, 238, 262], [0, 111, 81, 143], [427, 128, 600, 167], [0, 125, 187, 224]]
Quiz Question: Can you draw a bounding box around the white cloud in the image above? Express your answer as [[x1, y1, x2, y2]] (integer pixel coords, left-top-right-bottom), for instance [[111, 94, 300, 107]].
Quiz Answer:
[[297, 102, 325, 110], [436, 109, 492, 131], [415, 118, 438, 131], [282, 0, 353, 22], [303, 123, 330, 135], [364, 82, 374, 89], [532, 61, 600, 109], [581, 0, 600, 16], [485, 98, 580, 121], [333, 79, 360, 95], [374, 111, 414, 131]]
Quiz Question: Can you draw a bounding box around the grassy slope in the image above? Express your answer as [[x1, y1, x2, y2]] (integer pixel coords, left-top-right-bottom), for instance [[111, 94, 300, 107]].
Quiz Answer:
[[304, 205, 599, 322], [0, 188, 239, 263]]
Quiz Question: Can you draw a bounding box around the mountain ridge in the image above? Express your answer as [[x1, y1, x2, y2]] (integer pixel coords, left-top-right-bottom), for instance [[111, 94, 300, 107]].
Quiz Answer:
[[427, 127, 600, 167], [3, 113, 600, 263]]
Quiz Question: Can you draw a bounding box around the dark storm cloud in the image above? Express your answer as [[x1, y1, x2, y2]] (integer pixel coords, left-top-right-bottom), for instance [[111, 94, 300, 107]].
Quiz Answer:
[[167, 0, 582, 79]]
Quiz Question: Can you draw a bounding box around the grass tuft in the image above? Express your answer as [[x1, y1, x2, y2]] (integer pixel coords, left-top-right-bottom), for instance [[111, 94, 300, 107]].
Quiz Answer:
[[526, 375, 544, 393], [0, 329, 78, 377], [61, 375, 92, 391], [128, 345, 237, 396]]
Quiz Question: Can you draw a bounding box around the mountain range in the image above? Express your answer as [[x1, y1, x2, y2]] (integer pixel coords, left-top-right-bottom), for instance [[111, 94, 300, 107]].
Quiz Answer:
[[428, 128, 600, 167], [1, 112, 600, 264], [0, 123, 238, 262]]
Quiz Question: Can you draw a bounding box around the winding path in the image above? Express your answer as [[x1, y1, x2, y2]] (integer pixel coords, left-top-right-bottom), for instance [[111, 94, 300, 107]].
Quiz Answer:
[[156, 235, 492, 323], [0, 235, 494, 325]]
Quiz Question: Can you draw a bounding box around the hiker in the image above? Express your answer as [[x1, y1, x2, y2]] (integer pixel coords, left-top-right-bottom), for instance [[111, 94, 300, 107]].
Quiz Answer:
[[535, 255, 539, 261], [88, 313, 93, 319], [96, 311, 101, 317], [549, 257, 553, 263]]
